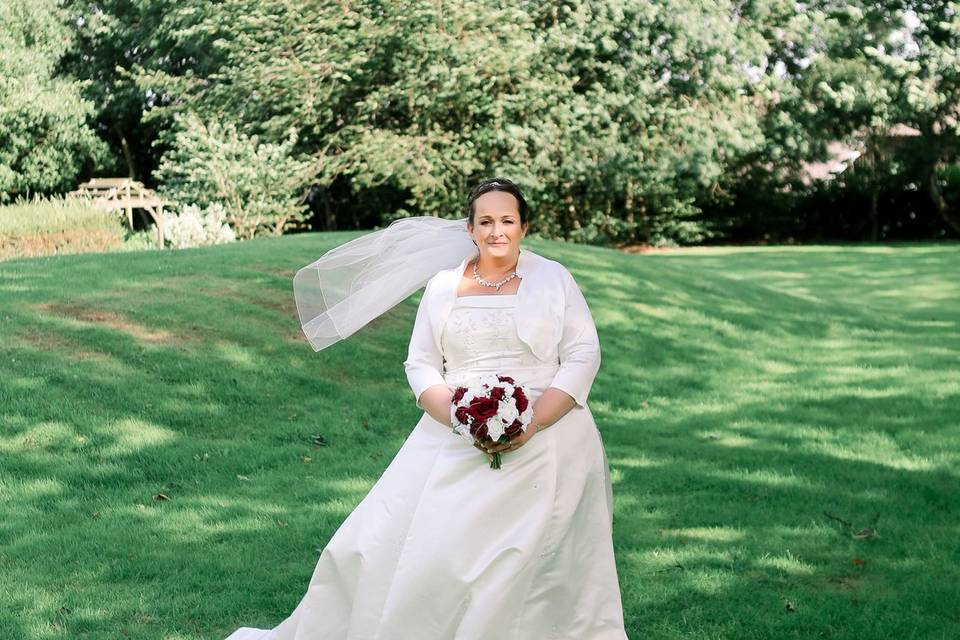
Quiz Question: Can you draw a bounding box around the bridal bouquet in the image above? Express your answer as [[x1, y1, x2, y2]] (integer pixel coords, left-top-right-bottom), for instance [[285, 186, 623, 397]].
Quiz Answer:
[[449, 374, 534, 470]]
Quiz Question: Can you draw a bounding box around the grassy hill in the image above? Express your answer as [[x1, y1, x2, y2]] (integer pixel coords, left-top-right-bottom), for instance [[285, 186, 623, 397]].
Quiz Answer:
[[1, 235, 958, 639]]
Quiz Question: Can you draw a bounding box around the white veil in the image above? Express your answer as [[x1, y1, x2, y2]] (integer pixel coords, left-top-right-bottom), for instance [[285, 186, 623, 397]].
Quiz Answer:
[[293, 216, 477, 352]]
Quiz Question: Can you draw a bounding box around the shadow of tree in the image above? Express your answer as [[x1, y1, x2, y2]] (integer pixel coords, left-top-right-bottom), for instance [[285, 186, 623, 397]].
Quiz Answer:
[[0, 237, 957, 639]]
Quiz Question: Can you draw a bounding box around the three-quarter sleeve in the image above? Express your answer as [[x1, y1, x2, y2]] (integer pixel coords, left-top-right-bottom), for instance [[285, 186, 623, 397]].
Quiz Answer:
[[403, 277, 447, 410], [547, 269, 602, 409]]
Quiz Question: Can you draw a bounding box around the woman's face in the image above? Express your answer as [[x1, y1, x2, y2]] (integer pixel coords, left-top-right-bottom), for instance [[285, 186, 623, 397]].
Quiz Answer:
[[467, 191, 528, 262]]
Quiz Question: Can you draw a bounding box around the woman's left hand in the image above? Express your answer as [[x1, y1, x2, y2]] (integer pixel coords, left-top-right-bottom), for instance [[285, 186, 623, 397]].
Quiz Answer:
[[482, 423, 539, 455]]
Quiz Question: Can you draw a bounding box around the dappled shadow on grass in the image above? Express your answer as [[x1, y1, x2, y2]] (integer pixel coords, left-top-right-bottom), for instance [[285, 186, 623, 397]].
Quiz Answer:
[[0, 237, 429, 638], [576, 243, 959, 638], [0, 409, 411, 637], [604, 448, 957, 638], [1, 237, 958, 638]]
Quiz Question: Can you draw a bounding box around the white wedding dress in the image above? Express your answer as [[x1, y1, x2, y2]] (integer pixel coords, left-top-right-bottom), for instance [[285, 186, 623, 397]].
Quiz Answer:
[[226, 293, 628, 639]]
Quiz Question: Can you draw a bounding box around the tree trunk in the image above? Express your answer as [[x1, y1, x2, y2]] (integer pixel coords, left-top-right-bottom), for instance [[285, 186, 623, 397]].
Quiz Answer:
[[639, 203, 649, 242], [323, 187, 337, 231], [869, 189, 879, 241], [116, 127, 136, 179], [927, 162, 960, 235]]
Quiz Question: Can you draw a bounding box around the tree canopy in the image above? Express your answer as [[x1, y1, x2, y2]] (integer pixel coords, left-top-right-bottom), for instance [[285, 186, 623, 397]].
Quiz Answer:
[[4, 0, 955, 244]]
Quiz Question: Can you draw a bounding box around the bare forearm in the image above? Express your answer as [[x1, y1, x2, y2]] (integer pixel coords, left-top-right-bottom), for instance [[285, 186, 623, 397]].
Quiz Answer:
[[418, 384, 576, 434], [530, 387, 577, 432], [418, 384, 454, 427]]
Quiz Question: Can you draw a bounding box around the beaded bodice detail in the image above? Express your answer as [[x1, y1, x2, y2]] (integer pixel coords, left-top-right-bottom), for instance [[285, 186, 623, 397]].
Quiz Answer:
[[440, 294, 536, 377]]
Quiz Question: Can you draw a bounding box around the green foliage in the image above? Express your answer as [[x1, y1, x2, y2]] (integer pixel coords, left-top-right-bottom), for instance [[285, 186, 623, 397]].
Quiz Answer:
[[48, 0, 960, 243], [0, 194, 119, 236], [163, 203, 237, 249], [0, 0, 107, 201], [153, 112, 313, 240], [746, 2, 960, 235], [0, 194, 124, 260], [119, 228, 159, 253], [111, 0, 773, 244]]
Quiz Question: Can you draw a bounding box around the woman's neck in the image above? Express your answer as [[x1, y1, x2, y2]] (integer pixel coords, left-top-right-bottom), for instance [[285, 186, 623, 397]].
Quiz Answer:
[[476, 251, 519, 275]]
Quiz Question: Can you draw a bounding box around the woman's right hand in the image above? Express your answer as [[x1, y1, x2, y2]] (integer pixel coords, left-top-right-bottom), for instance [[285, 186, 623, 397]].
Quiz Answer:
[[472, 441, 495, 463]]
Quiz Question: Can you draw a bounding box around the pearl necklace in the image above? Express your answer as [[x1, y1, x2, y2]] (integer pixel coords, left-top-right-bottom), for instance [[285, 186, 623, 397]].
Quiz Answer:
[[472, 256, 518, 291]]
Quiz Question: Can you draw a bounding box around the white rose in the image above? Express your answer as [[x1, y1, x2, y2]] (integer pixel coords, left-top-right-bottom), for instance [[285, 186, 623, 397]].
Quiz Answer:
[[452, 425, 475, 445], [498, 401, 519, 425], [487, 417, 506, 441], [520, 406, 533, 424]]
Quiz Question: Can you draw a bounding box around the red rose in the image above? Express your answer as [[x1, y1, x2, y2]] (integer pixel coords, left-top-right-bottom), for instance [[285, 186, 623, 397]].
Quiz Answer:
[[505, 418, 523, 438], [468, 396, 499, 422], [452, 387, 466, 404], [497, 375, 515, 385], [465, 402, 489, 433], [490, 387, 505, 401], [513, 387, 529, 413], [454, 406, 471, 426]]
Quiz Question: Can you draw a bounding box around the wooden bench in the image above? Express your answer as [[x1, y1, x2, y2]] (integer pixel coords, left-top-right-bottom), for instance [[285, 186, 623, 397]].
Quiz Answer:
[[68, 178, 167, 248]]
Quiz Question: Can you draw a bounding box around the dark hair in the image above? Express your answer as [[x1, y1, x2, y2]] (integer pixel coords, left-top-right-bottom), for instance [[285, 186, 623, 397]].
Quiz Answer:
[[465, 177, 529, 227]]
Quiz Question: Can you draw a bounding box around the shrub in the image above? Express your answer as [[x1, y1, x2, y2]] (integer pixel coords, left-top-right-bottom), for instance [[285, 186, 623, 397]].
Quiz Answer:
[[163, 203, 236, 249], [154, 112, 312, 240], [0, 194, 123, 260], [119, 229, 158, 253]]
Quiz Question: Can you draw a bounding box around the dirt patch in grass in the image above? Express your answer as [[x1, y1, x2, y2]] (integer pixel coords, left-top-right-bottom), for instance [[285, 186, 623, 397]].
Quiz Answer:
[[251, 265, 297, 279], [16, 329, 79, 350], [244, 291, 298, 316], [71, 350, 112, 361], [614, 242, 797, 254], [288, 329, 309, 344], [33, 302, 183, 345], [16, 328, 112, 361], [616, 243, 735, 254], [200, 285, 299, 318]]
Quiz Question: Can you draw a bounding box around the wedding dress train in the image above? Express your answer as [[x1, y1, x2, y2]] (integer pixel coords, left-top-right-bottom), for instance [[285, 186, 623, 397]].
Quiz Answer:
[[225, 293, 628, 639]]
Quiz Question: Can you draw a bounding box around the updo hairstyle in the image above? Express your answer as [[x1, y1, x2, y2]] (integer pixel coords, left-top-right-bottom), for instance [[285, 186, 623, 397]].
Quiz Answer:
[[465, 177, 529, 227]]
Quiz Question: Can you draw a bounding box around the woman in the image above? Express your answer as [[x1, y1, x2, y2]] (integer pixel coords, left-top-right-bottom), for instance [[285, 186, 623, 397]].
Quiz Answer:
[[226, 178, 628, 639]]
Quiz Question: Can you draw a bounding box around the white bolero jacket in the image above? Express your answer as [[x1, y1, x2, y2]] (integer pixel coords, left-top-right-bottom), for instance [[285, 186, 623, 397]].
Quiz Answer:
[[403, 247, 601, 411]]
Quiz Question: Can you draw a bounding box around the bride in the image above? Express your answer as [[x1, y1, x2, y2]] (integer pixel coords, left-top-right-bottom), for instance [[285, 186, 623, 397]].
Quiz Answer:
[[225, 178, 628, 639]]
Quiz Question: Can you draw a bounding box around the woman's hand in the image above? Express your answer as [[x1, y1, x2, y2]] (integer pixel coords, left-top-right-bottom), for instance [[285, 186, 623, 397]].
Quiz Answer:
[[473, 423, 539, 458]]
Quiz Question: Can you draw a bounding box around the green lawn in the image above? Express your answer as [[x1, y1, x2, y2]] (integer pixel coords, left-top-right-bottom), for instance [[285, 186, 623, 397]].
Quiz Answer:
[[1, 236, 958, 639]]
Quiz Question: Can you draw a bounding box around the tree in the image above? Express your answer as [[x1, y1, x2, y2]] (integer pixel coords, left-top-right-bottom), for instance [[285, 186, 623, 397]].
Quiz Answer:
[[85, 0, 777, 244], [0, 0, 106, 201], [762, 2, 960, 236], [866, 2, 960, 234], [153, 111, 313, 239]]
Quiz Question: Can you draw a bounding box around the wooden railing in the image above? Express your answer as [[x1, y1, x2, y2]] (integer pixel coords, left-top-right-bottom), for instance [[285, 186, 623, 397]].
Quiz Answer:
[[68, 178, 167, 248]]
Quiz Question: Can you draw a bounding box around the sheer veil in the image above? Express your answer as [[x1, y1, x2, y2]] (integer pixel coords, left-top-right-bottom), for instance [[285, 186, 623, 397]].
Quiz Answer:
[[293, 216, 477, 352]]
